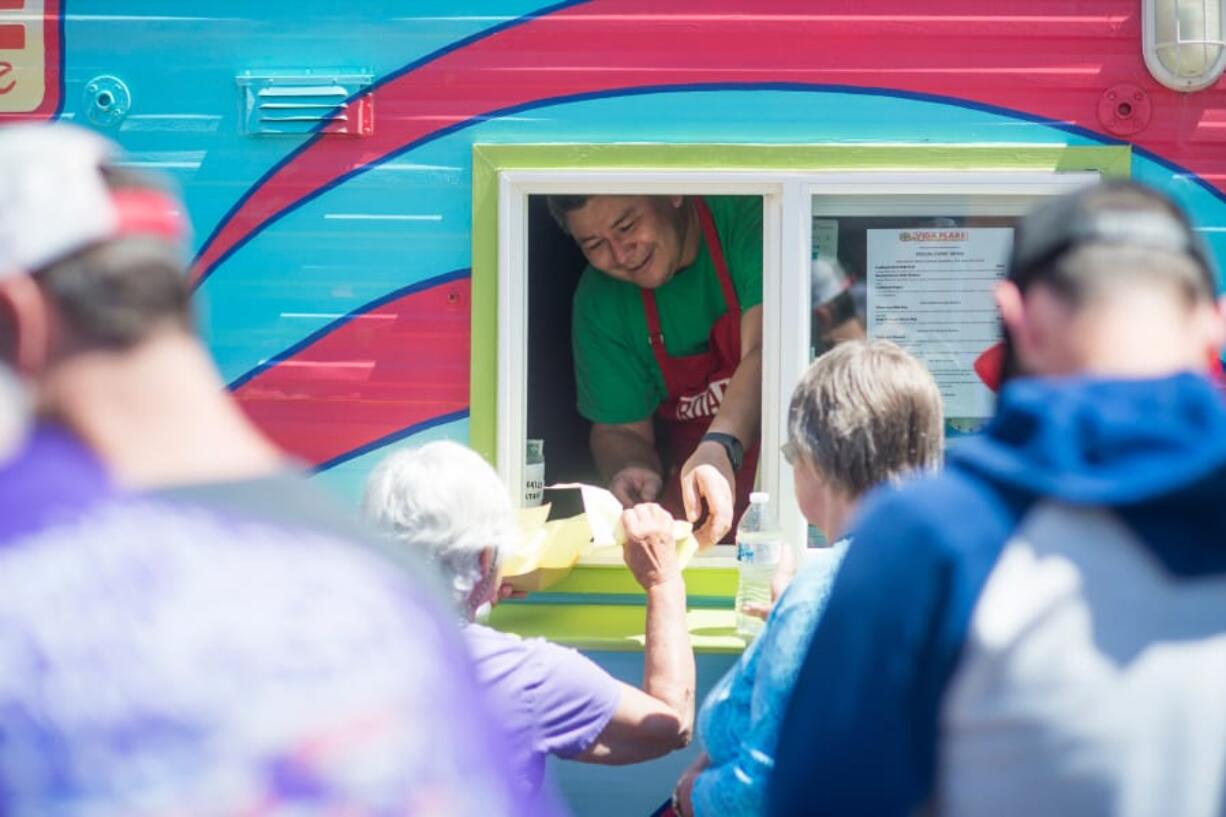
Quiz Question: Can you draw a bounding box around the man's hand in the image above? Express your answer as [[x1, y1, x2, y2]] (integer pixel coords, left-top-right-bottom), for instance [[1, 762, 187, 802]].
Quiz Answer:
[[620, 503, 681, 590], [610, 464, 664, 507], [680, 440, 735, 548]]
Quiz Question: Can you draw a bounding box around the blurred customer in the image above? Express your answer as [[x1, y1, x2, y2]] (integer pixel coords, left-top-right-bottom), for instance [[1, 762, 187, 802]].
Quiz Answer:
[[0, 122, 328, 532], [670, 340, 943, 817], [0, 123, 546, 817], [364, 441, 696, 798], [770, 181, 1226, 817]]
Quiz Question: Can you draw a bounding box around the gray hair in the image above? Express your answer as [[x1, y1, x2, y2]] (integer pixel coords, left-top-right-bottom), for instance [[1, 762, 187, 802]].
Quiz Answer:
[[788, 340, 944, 498], [362, 441, 520, 612]]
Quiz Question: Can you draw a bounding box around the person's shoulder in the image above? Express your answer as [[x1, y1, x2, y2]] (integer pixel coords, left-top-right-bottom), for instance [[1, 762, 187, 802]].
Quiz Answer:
[[771, 545, 847, 622], [573, 264, 633, 322], [851, 464, 1033, 566], [466, 625, 591, 668], [0, 497, 457, 664], [574, 263, 624, 302], [464, 622, 529, 660], [702, 194, 762, 227], [573, 266, 644, 350], [518, 632, 609, 681], [149, 472, 447, 596]]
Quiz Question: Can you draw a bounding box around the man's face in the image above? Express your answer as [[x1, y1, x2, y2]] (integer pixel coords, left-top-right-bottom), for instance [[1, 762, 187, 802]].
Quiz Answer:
[[564, 196, 687, 289]]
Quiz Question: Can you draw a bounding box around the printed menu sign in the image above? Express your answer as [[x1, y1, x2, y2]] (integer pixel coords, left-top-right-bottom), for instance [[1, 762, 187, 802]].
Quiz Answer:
[[867, 227, 1013, 418]]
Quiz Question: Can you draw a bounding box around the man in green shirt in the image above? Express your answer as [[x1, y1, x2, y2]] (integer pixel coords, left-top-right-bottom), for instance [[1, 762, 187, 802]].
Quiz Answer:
[[549, 194, 764, 547]]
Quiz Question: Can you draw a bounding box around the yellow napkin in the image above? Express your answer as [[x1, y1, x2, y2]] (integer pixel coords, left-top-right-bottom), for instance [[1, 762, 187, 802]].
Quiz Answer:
[[500, 484, 699, 592]]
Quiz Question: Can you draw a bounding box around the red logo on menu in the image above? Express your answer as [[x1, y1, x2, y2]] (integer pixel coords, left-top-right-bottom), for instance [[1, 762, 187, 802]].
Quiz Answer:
[[0, 0, 62, 119], [899, 230, 969, 242]]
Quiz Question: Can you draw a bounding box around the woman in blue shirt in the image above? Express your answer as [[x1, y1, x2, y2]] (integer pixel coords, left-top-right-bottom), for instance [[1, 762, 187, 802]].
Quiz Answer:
[[670, 339, 946, 817]]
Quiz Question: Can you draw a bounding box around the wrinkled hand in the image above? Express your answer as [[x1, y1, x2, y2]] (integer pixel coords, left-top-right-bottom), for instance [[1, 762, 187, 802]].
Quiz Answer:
[[610, 465, 664, 508], [680, 441, 736, 548], [620, 503, 681, 590]]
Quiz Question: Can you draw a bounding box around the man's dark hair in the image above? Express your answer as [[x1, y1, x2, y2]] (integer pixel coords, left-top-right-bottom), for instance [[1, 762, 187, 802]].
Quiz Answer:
[[544, 195, 591, 235], [1009, 180, 1216, 303], [32, 166, 192, 352]]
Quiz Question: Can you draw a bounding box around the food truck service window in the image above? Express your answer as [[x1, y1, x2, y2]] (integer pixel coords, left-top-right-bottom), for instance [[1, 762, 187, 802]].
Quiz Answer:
[[471, 145, 1128, 559]]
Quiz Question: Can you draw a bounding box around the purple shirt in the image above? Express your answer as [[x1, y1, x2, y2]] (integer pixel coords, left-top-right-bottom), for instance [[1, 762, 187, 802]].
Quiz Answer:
[[0, 422, 112, 543], [464, 623, 620, 796], [0, 499, 549, 817]]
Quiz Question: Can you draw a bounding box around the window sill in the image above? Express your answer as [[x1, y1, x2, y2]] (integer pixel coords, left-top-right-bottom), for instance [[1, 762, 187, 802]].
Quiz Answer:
[[487, 560, 746, 654]]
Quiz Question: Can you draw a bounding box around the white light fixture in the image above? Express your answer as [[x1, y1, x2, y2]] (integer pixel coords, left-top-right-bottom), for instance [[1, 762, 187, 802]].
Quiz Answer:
[[1143, 0, 1226, 91]]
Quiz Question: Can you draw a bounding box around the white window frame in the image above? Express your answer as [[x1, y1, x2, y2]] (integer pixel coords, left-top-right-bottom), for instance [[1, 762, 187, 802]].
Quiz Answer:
[[496, 169, 1098, 559]]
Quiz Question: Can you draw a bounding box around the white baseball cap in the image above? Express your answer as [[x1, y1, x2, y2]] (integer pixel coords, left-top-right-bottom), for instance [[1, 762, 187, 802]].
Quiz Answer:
[[0, 122, 150, 280]]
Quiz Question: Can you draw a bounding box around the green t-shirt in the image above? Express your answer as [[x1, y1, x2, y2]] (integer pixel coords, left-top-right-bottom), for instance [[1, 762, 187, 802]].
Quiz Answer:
[[572, 195, 764, 424]]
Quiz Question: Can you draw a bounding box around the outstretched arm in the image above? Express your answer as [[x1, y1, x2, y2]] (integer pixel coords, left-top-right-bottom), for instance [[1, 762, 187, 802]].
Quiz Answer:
[[575, 504, 695, 764]]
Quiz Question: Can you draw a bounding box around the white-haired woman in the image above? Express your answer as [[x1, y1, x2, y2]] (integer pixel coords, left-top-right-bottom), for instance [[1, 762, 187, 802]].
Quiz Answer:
[[364, 441, 695, 801]]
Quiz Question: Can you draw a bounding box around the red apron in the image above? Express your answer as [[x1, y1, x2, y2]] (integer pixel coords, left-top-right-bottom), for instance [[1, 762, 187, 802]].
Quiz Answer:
[[640, 198, 760, 539]]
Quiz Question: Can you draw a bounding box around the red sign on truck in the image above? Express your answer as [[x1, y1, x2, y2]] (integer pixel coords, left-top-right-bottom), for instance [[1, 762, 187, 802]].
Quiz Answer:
[[0, 0, 61, 118]]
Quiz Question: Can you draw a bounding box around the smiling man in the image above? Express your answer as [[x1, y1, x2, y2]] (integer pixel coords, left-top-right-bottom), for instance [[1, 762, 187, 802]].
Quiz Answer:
[[548, 194, 763, 546]]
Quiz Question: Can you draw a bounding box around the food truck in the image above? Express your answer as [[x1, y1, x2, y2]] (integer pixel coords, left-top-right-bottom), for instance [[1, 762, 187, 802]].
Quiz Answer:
[[3, 2, 1223, 812]]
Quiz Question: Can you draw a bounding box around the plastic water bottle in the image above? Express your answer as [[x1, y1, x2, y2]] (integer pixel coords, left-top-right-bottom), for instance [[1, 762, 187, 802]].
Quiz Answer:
[[735, 491, 782, 639]]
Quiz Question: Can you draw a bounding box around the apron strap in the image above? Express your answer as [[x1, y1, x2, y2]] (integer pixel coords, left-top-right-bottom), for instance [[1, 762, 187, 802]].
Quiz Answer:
[[694, 197, 741, 314], [641, 285, 670, 375], [639, 197, 741, 375]]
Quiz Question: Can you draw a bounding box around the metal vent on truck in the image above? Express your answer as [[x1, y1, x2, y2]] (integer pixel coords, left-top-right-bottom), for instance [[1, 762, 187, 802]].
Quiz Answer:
[[237, 71, 373, 136]]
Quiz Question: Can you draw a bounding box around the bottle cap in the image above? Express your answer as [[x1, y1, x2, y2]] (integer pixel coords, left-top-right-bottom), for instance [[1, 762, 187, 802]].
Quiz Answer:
[[749, 491, 769, 503]]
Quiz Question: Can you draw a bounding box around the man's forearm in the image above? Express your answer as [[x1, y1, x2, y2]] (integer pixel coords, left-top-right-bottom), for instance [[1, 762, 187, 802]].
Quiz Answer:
[[642, 576, 695, 736], [591, 423, 662, 481]]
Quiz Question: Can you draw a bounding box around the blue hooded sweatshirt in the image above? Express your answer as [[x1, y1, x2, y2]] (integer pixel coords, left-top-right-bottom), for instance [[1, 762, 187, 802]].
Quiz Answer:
[[768, 372, 1226, 817]]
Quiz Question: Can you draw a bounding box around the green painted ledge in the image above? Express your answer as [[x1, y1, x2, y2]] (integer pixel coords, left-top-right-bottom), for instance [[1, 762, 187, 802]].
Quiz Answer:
[[488, 559, 747, 653], [489, 604, 745, 654]]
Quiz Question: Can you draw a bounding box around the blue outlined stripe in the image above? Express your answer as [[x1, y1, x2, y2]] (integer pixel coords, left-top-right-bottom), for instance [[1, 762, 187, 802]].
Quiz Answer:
[[193, 79, 1201, 290], [313, 409, 470, 473], [226, 267, 471, 392], [305, 0, 596, 135], [190, 0, 593, 288]]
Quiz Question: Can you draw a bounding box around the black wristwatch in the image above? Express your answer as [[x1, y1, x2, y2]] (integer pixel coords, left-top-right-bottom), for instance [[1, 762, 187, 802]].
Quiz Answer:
[[701, 432, 744, 471]]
